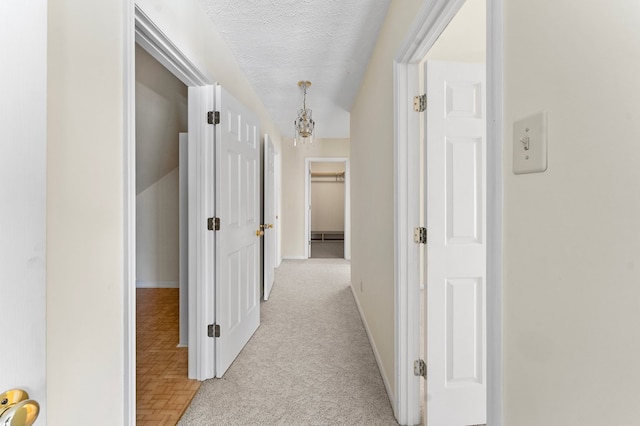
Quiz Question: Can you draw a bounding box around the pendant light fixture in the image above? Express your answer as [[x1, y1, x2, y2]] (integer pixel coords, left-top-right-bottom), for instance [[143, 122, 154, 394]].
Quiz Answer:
[[293, 80, 315, 146]]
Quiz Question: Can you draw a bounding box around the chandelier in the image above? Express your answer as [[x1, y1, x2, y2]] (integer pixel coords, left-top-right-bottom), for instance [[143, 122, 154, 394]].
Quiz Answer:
[[293, 80, 315, 146]]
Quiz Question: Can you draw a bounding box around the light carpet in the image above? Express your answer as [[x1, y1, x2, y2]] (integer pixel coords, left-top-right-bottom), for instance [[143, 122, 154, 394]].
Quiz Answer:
[[178, 259, 398, 425]]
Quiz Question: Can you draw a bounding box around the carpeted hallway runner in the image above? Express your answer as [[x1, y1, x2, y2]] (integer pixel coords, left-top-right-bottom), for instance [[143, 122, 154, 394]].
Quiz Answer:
[[178, 259, 398, 425]]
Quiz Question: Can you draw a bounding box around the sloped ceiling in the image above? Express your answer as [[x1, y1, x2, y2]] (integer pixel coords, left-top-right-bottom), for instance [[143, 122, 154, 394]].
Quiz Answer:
[[197, 0, 392, 139]]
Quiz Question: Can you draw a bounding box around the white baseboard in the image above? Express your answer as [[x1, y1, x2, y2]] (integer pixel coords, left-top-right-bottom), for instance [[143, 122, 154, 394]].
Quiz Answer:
[[136, 280, 179, 288], [282, 256, 308, 260], [349, 283, 395, 415]]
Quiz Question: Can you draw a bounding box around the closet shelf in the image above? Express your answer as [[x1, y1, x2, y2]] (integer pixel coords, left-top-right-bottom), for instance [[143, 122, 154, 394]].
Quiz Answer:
[[311, 231, 344, 241]]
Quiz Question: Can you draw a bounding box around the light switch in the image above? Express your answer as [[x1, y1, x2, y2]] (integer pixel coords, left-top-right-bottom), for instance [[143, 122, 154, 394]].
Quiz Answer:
[[513, 111, 548, 174]]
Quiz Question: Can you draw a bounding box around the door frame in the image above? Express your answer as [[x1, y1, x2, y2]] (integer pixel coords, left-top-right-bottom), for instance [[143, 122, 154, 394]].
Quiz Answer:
[[124, 5, 214, 424], [304, 157, 351, 260], [393, 0, 503, 424], [263, 134, 277, 299]]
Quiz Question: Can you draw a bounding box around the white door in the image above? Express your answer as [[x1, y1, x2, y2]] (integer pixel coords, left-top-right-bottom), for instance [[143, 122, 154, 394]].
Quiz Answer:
[[215, 85, 261, 377], [424, 60, 486, 425], [1, 0, 47, 418], [263, 135, 276, 300]]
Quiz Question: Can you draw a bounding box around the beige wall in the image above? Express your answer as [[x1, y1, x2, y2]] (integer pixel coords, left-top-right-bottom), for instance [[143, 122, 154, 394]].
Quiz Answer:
[[47, 0, 283, 423], [503, 0, 640, 424], [350, 0, 423, 399], [281, 138, 349, 258], [423, 0, 486, 64], [136, 168, 180, 286], [48, 0, 126, 423]]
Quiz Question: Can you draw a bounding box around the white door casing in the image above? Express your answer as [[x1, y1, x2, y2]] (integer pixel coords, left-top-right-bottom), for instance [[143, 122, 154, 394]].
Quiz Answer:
[[425, 60, 487, 425], [263, 135, 276, 300], [215, 85, 261, 377], [303, 157, 350, 260]]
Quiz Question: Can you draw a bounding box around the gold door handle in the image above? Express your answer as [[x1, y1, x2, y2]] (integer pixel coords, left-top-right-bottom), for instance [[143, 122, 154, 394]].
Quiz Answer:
[[0, 389, 40, 426], [268, 224, 273, 229], [256, 230, 264, 237]]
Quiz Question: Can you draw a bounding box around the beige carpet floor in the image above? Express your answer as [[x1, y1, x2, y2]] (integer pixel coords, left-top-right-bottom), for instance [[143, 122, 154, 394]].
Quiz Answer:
[[178, 259, 398, 425]]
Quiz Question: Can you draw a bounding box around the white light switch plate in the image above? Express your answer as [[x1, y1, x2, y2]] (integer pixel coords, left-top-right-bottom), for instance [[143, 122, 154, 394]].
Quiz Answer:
[[513, 111, 548, 174]]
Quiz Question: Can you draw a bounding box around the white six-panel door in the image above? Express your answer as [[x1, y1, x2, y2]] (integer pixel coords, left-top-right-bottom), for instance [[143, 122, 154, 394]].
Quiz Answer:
[[425, 60, 487, 425], [263, 135, 276, 300], [215, 85, 261, 377]]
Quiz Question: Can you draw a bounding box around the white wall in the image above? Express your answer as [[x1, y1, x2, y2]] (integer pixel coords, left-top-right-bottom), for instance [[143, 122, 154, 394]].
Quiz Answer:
[[350, 0, 423, 398], [503, 0, 640, 424], [135, 44, 187, 194], [0, 0, 47, 421], [281, 139, 349, 258], [135, 44, 186, 287], [48, 0, 126, 423], [310, 162, 345, 232], [136, 168, 179, 287]]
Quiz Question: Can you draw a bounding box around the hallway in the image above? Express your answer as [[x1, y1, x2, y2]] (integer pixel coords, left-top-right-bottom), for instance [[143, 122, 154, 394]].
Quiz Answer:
[[178, 259, 397, 425]]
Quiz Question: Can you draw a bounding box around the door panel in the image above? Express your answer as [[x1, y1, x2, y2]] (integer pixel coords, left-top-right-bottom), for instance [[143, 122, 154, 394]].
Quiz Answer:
[[215, 85, 261, 377], [425, 60, 486, 425]]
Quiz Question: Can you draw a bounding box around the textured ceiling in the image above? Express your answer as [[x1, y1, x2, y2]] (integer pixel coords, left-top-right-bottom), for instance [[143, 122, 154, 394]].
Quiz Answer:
[[197, 0, 391, 139]]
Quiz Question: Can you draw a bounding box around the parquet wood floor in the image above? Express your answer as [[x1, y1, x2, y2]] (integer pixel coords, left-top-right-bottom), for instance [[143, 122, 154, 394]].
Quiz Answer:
[[137, 288, 201, 425]]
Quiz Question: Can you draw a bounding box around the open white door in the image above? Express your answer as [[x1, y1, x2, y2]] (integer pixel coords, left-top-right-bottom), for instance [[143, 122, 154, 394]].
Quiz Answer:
[[215, 85, 261, 377], [424, 60, 487, 425], [263, 135, 276, 300]]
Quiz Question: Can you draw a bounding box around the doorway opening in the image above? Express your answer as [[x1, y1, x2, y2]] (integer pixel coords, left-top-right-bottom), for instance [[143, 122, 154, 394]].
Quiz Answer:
[[393, 0, 502, 424], [134, 42, 200, 423], [304, 157, 351, 260], [309, 162, 346, 258], [128, 6, 216, 423]]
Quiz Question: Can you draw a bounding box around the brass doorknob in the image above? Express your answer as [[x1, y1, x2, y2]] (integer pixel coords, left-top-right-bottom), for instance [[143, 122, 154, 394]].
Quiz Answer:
[[256, 230, 264, 237], [268, 224, 273, 229], [0, 389, 39, 426]]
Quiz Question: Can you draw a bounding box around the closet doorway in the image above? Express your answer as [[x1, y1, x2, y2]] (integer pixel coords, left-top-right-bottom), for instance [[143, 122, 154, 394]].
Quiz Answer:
[[304, 158, 350, 260]]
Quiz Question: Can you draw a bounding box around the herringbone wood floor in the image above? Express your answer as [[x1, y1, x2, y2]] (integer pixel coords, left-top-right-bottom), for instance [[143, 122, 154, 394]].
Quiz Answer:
[[137, 288, 200, 425]]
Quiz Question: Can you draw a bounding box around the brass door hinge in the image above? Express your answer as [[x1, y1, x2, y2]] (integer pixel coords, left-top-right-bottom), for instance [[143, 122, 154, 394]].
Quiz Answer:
[[208, 217, 221, 231], [413, 94, 427, 112], [207, 111, 220, 125], [414, 227, 427, 244], [414, 359, 427, 378], [208, 324, 220, 338]]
